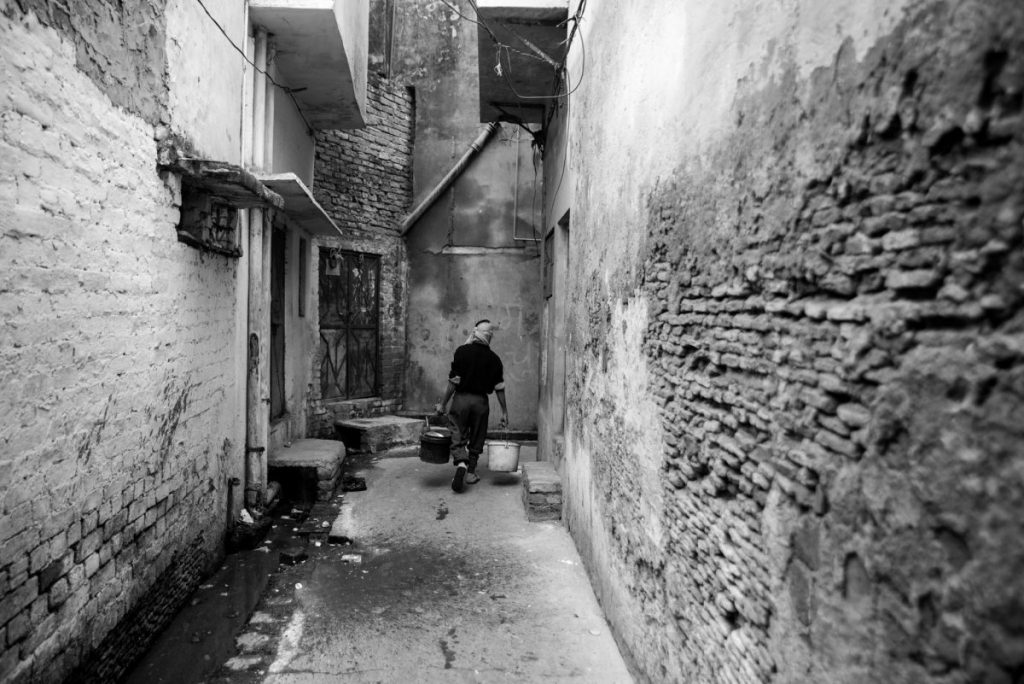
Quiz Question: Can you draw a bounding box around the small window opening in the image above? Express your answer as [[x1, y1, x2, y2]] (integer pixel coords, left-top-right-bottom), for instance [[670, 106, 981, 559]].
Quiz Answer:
[[177, 188, 242, 257]]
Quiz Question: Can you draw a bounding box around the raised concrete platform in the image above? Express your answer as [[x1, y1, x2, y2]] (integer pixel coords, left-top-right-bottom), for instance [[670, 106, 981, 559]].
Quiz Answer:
[[521, 461, 562, 522], [334, 415, 423, 454], [268, 439, 346, 503]]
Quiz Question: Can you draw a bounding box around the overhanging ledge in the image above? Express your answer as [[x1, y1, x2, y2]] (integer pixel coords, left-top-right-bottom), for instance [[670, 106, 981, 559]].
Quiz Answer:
[[158, 137, 284, 210], [476, 0, 568, 123], [249, 0, 367, 129], [258, 172, 343, 238]]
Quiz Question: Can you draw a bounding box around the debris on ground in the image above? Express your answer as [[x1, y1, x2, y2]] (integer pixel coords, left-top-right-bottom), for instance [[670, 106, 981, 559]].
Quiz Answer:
[[279, 547, 308, 566], [342, 476, 367, 491]]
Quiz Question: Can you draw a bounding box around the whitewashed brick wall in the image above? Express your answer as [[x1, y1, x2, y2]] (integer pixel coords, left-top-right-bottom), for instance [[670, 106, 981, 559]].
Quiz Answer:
[[1, 7, 242, 681]]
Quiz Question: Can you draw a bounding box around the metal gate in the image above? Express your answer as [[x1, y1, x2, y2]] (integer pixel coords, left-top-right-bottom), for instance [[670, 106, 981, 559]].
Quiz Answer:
[[319, 249, 381, 400]]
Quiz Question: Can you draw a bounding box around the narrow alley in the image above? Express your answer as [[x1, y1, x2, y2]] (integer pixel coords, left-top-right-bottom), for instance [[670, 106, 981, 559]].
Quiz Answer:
[[127, 444, 632, 683], [2, 0, 1024, 683]]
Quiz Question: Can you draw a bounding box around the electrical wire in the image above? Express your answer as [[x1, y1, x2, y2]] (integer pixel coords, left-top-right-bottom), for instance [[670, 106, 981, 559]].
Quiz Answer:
[[442, 0, 588, 102], [195, 0, 315, 136], [545, 130, 570, 221], [497, 30, 586, 101], [540, 0, 588, 134], [472, 0, 588, 103], [449, 0, 587, 219], [438, 0, 548, 65]]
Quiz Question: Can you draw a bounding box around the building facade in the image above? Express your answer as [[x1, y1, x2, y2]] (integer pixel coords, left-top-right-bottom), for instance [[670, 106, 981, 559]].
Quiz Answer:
[[311, 74, 416, 433], [384, 0, 543, 430], [527, 0, 1024, 682], [0, 0, 368, 680]]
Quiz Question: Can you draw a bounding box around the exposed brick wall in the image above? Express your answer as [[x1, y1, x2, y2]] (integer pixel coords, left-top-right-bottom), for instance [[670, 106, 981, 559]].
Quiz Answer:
[[1, 7, 231, 682], [310, 74, 414, 435], [68, 532, 211, 683], [305, 237, 408, 436], [557, 2, 1024, 683], [315, 76, 415, 236], [4, 0, 168, 125]]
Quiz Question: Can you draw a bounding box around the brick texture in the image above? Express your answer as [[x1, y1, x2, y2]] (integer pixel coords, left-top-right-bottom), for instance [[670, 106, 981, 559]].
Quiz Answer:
[[1, 7, 229, 682], [310, 75, 414, 435], [521, 462, 562, 522], [558, 2, 1024, 683], [6, 0, 169, 125]]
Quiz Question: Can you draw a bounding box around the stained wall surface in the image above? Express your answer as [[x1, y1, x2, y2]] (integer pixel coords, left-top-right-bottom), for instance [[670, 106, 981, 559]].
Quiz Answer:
[[165, 0, 246, 163], [546, 0, 1024, 682], [391, 0, 542, 429], [0, 1, 248, 681], [311, 75, 415, 431]]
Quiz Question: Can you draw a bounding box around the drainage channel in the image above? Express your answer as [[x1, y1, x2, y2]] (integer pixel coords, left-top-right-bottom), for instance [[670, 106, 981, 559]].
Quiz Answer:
[[123, 486, 359, 684]]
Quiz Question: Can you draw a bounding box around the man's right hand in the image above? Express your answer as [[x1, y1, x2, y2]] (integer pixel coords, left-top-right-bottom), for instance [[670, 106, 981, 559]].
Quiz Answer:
[[434, 403, 445, 415]]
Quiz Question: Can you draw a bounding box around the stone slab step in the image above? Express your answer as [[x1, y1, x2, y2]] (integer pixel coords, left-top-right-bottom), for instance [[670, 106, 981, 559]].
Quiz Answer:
[[268, 439, 346, 503], [334, 415, 424, 453], [521, 461, 562, 522]]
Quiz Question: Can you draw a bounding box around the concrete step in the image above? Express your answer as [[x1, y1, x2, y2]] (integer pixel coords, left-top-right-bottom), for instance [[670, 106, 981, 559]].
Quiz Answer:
[[268, 439, 346, 504], [521, 461, 562, 522], [334, 415, 424, 453]]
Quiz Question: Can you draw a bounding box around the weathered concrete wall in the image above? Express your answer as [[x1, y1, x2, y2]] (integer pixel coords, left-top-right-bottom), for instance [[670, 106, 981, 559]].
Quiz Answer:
[[0, 2, 247, 681], [538, 64, 574, 468], [311, 75, 414, 433], [165, 0, 245, 163], [337, 0, 370, 126], [391, 0, 541, 429], [271, 86, 316, 186], [549, 0, 1024, 682]]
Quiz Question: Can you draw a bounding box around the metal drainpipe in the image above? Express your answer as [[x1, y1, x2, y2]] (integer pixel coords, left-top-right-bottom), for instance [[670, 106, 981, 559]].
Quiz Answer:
[[512, 126, 520, 238], [245, 27, 270, 510], [400, 122, 501, 235], [264, 39, 276, 171]]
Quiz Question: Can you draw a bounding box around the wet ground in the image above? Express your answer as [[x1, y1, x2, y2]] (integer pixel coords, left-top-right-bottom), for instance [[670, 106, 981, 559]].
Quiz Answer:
[[129, 448, 634, 683]]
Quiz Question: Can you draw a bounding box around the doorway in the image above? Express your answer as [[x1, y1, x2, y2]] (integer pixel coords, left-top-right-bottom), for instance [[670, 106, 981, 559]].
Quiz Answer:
[[542, 212, 569, 451], [269, 228, 286, 420], [319, 248, 381, 400]]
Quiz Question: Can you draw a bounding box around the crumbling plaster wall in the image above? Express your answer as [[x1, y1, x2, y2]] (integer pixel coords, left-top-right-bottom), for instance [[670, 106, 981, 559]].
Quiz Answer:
[[390, 0, 542, 429], [554, 0, 1024, 682], [1, 2, 246, 681], [8, 0, 169, 126]]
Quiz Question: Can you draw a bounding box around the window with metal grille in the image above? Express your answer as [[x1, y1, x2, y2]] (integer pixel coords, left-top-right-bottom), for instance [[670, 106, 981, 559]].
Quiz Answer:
[[319, 249, 381, 400]]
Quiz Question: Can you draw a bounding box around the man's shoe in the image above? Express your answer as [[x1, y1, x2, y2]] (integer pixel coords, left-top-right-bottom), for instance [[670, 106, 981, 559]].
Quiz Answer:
[[465, 472, 480, 485], [452, 464, 467, 493]]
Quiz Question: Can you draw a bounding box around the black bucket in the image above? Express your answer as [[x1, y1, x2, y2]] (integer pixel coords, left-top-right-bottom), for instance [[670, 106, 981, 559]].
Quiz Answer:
[[419, 427, 452, 464]]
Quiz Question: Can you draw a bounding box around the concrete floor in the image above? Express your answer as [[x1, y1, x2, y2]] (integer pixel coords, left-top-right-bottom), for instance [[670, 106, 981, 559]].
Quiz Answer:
[[202, 447, 634, 683]]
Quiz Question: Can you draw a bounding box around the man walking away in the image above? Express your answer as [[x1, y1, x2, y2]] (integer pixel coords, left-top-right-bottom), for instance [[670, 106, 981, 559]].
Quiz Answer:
[[435, 319, 509, 493]]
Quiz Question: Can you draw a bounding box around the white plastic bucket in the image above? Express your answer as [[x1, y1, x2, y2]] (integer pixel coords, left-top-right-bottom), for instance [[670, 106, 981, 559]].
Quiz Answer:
[[486, 440, 520, 472]]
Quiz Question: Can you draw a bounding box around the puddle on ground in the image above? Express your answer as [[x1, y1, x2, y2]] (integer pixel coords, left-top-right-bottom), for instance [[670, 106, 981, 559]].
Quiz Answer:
[[122, 544, 280, 684]]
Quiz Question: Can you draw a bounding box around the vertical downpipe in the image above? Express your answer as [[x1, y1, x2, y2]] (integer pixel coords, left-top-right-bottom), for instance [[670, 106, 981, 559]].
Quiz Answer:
[[245, 27, 270, 509], [264, 39, 276, 172], [235, 14, 254, 524]]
